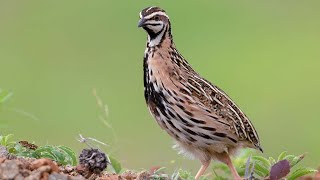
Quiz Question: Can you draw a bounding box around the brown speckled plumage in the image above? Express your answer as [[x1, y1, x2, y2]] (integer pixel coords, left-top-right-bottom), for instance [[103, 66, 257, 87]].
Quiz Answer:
[[138, 7, 262, 180]]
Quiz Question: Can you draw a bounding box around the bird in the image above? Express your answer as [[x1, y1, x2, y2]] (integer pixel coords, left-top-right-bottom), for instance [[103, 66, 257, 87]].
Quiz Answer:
[[138, 7, 262, 180]]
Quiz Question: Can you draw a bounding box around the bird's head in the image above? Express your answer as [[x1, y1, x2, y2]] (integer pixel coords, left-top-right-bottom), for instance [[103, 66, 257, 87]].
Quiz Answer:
[[138, 7, 171, 47]]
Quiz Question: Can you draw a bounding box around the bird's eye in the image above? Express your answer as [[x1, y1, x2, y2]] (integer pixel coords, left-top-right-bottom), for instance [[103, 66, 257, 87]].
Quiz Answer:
[[154, 16, 160, 21]]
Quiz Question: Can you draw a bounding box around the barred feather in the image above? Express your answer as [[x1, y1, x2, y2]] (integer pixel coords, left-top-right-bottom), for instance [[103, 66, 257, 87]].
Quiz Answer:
[[139, 6, 262, 179]]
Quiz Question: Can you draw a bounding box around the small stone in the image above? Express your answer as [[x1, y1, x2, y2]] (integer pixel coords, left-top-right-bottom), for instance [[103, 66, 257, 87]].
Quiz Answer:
[[37, 165, 52, 173], [121, 170, 137, 180], [64, 164, 74, 172], [68, 175, 86, 180], [14, 174, 25, 180], [0, 157, 6, 163], [0, 160, 20, 179], [97, 174, 119, 180], [25, 165, 51, 180], [136, 171, 150, 180], [25, 170, 41, 180], [20, 169, 31, 177], [7, 154, 17, 160], [0, 145, 8, 157], [30, 158, 59, 172], [48, 172, 68, 180]]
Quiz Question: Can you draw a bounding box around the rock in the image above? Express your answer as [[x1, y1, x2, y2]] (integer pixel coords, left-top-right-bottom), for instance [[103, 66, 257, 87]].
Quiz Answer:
[[25, 165, 52, 180], [0, 157, 6, 163], [97, 174, 119, 180], [0, 146, 8, 157], [121, 170, 137, 180], [69, 175, 86, 180], [20, 169, 31, 177], [75, 164, 93, 178], [14, 174, 25, 180], [0, 160, 20, 179], [136, 171, 150, 180], [73, 176, 86, 180], [48, 172, 68, 180], [64, 164, 74, 173], [30, 158, 59, 173], [25, 171, 41, 180]]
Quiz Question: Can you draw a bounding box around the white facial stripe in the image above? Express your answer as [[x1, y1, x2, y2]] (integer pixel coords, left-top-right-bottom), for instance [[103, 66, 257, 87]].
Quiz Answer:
[[144, 11, 169, 20], [146, 20, 162, 25], [148, 26, 165, 47], [146, 24, 162, 31], [139, 12, 142, 18], [146, 7, 154, 12]]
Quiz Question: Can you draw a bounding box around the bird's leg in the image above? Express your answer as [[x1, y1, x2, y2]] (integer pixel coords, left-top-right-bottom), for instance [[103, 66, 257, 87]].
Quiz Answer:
[[195, 159, 211, 180], [216, 152, 242, 180]]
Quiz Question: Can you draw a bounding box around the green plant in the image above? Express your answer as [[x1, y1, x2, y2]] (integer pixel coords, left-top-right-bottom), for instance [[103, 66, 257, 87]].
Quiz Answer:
[[0, 134, 77, 166], [212, 150, 317, 179], [171, 169, 193, 180], [149, 167, 169, 180], [171, 169, 208, 180], [13, 144, 77, 166], [0, 134, 16, 152], [109, 156, 122, 173], [248, 151, 317, 179]]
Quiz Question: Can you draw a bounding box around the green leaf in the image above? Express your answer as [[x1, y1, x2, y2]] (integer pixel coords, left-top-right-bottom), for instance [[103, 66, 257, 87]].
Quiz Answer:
[[8, 147, 16, 153], [277, 151, 288, 162], [154, 167, 166, 174], [109, 156, 122, 174], [4, 134, 13, 146], [269, 157, 276, 165], [58, 146, 77, 166], [253, 168, 266, 178], [40, 152, 56, 160], [284, 155, 295, 165], [290, 154, 305, 167], [35, 145, 53, 153], [13, 143, 23, 153], [252, 156, 271, 169], [0, 134, 14, 146], [287, 168, 317, 180], [254, 162, 270, 177], [51, 149, 66, 164]]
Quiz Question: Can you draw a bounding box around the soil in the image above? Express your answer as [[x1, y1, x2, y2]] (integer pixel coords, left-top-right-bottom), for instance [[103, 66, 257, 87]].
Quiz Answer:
[[0, 146, 319, 180], [0, 155, 158, 180]]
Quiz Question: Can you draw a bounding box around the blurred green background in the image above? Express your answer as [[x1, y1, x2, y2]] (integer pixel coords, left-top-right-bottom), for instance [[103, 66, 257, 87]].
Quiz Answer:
[[1, 0, 319, 173]]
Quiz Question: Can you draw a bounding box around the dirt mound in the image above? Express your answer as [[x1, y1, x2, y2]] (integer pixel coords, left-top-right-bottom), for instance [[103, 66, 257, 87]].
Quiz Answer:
[[0, 156, 153, 180]]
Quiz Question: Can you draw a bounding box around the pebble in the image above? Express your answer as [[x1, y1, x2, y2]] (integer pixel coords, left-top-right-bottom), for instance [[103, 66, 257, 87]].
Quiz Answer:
[[0, 160, 20, 179]]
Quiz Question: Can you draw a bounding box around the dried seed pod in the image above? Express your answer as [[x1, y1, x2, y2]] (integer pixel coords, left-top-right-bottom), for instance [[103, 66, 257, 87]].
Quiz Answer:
[[78, 148, 108, 174]]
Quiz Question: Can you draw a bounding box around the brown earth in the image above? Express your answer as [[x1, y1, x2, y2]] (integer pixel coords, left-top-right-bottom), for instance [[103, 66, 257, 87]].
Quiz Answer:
[[0, 156, 159, 180]]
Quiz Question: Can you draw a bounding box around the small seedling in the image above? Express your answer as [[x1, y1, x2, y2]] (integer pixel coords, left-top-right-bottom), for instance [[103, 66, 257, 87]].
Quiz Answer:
[[0, 134, 77, 166], [171, 169, 208, 180], [0, 134, 15, 147], [15, 144, 77, 166], [248, 151, 317, 179], [150, 167, 169, 180], [212, 150, 317, 179]]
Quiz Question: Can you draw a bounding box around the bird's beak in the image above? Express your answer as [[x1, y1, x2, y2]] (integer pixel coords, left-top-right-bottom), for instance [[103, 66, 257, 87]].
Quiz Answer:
[[138, 18, 146, 27]]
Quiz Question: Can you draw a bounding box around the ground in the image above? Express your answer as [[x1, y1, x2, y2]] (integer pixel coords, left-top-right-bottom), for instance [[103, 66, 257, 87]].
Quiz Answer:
[[0, 156, 159, 180]]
